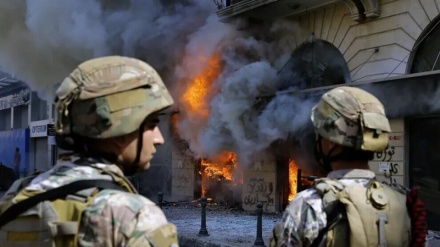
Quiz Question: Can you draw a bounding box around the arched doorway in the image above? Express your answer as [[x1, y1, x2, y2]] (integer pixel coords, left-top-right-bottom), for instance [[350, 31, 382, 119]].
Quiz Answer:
[[278, 35, 351, 91], [408, 15, 440, 73]]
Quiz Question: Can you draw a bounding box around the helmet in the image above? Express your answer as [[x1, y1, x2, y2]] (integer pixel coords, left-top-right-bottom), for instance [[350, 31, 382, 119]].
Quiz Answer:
[[311, 86, 390, 152], [55, 56, 174, 139]]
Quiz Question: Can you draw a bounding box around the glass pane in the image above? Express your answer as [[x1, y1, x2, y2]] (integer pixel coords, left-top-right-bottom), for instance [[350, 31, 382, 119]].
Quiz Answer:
[[30, 92, 47, 121], [0, 109, 11, 131], [409, 117, 440, 230], [13, 104, 28, 129]]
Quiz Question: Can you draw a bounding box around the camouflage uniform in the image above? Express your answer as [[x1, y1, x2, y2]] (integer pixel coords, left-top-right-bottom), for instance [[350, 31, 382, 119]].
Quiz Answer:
[[0, 56, 179, 247], [0, 154, 173, 246], [269, 169, 376, 247], [269, 87, 411, 247]]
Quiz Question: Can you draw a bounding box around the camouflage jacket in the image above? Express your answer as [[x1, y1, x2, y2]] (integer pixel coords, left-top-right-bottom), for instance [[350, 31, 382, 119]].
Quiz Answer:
[[0, 154, 175, 247], [269, 169, 376, 247]]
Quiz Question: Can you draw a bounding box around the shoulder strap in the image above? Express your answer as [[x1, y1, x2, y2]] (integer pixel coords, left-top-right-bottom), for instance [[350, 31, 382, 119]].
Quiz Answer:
[[147, 223, 179, 247], [310, 178, 347, 247], [0, 179, 127, 229]]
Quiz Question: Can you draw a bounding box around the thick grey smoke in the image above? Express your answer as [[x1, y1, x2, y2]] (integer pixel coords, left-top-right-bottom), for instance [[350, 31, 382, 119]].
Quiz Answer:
[[175, 19, 316, 165], [0, 1, 315, 166], [0, 0, 214, 101]]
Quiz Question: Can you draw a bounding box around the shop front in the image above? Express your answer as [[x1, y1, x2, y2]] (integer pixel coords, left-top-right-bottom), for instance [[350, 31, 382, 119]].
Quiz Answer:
[[29, 119, 56, 172]]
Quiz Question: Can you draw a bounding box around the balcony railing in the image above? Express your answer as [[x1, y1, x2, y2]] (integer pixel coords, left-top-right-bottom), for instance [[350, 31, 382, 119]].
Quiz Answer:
[[215, 0, 380, 22]]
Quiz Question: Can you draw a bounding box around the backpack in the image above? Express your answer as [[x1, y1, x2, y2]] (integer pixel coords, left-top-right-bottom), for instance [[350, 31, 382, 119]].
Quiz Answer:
[[311, 178, 411, 247], [0, 167, 136, 247]]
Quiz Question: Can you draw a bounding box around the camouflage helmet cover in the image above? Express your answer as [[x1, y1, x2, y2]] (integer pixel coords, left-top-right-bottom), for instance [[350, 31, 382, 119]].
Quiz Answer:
[[55, 56, 174, 139], [311, 86, 391, 152]]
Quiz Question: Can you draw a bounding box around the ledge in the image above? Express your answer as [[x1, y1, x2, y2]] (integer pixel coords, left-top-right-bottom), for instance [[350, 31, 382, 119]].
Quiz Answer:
[[216, 0, 380, 23], [216, 0, 278, 21]]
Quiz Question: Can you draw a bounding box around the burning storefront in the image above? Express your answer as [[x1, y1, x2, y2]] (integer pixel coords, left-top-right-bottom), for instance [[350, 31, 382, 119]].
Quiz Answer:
[[3, 0, 440, 230], [166, 35, 339, 212]]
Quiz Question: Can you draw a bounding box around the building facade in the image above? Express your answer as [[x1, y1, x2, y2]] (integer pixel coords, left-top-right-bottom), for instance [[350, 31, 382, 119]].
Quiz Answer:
[[210, 0, 440, 230], [0, 76, 56, 176], [1, 0, 439, 231]]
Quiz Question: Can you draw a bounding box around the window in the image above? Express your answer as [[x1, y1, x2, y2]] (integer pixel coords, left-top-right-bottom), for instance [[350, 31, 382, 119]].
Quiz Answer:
[[0, 109, 11, 131], [278, 38, 350, 91], [30, 92, 47, 121], [409, 17, 440, 73], [408, 117, 440, 230], [13, 104, 28, 129]]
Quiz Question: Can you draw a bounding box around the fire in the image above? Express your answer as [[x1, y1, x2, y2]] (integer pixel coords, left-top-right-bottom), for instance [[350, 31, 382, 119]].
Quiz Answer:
[[201, 151, 241, 196], [179, 52, 229, 198], [182, 53, 221, 118], [288, 159, 299, 201]]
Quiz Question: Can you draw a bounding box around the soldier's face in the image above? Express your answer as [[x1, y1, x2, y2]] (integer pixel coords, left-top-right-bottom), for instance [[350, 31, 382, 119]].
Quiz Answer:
[[118, 114, 164, 171], [139, 124, 165, 170]]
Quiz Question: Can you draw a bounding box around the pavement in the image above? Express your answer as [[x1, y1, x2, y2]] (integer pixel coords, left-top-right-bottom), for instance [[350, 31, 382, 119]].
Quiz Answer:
[[164, 202, 440, 247], [1, 190, 440, 246], [163, 201, 281, 247]]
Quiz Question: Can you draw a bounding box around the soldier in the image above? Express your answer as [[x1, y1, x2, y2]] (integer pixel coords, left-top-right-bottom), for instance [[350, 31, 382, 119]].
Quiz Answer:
[[269, 86, 426, 247], [0, 56, 179, 247]]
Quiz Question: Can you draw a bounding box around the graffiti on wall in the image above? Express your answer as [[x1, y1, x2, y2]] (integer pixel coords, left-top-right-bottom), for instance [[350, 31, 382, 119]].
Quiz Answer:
[[173, 159, 193, 186], [376, 146, 395, 162], [377, 161, 401, 186], [176, 174, 190, 185], [243, 177, 274, 211], [383, 163, 400, 185], [370, 129, 405, 186]]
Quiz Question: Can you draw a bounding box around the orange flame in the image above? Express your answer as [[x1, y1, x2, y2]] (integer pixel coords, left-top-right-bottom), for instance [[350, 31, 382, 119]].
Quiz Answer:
[[182, 53, 221, 119], [201, 151, 241, 196], [179, 52, 240, 198], [288, 159, 299, 201]]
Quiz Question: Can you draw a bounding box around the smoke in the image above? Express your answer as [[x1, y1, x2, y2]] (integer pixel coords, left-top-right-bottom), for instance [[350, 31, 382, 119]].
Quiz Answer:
[[175, 18, 318, 165], [0, 1, 316, 166], [0, 0, 214, 101], [360, 75, 440, 120]]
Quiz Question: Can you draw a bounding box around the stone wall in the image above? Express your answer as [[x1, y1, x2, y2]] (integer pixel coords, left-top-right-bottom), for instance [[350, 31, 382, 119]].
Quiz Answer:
[[368, 118, 406, 186], [242, 159, 278, 213], [286, 0, 440, 80], [170, 145, 195, 202]]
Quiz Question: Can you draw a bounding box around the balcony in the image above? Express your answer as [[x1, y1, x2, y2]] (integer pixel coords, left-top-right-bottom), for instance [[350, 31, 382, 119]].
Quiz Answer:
[[215, 0, 380, 22]]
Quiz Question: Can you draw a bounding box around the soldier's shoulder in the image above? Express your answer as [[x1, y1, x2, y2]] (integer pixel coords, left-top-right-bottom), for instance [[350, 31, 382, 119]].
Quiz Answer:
[[289, 188, 322, 208], [285, 188, 324, 218], [93, 189, 161, 212], [87, 189, 168, 227]]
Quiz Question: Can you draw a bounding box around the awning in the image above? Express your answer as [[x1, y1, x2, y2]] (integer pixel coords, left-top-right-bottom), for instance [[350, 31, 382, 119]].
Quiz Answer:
[[0, 70, 26, 97]]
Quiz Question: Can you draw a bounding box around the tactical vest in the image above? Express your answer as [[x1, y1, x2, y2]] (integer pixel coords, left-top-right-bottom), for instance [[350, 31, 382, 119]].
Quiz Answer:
[[0, 163, 179, 247], [312, 178, 411, 247]]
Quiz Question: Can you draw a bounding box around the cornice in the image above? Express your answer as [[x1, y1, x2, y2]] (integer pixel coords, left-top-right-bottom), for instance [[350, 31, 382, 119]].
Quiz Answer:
[[216, 0, 380, 23], [341, 0, 380, 22]]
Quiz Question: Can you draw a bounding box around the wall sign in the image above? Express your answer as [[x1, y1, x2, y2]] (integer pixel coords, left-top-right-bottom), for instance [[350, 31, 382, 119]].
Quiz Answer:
[[29, 120, 49, 138], [0, 87, 30, 110]]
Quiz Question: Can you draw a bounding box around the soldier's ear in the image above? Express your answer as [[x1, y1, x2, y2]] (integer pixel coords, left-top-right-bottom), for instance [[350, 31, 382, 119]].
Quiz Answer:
[[111, 130, 138, 150]]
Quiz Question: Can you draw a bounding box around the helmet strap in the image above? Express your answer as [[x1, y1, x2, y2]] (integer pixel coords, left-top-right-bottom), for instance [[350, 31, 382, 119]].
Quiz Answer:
[[124, 123, 145, 176], [314, 135, 342, 171]]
